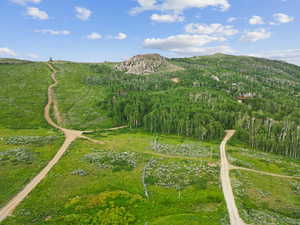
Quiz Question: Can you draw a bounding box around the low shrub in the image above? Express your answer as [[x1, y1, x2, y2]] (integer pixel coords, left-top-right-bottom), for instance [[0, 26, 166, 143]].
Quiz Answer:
[[0, 148, 33, 164], [2, 136, 57, 146], [84, 150, 138, 171]]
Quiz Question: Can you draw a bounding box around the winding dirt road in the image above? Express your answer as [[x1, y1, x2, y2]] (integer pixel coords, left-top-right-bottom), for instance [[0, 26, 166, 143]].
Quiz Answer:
[[0, 64, 88, 222], [220, 130, 248, 225]]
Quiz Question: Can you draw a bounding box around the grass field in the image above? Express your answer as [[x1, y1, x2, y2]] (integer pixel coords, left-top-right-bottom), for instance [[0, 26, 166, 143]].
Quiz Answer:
[[227, 146, 300, 177], [51, 62, 114, 130], [231, 170, 300, 225], [1, 132, 229, 225], [0, 128, 63, 208], [0, 62, 51, 129]]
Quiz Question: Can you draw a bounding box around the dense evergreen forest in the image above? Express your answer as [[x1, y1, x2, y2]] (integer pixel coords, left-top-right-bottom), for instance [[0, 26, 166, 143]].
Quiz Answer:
[[84, 54, 300, 158]]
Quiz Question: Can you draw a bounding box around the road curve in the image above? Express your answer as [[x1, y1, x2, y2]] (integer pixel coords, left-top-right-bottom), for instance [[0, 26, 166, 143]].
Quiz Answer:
[[220, 130, 248, 225], [0, 63, 84, 222]]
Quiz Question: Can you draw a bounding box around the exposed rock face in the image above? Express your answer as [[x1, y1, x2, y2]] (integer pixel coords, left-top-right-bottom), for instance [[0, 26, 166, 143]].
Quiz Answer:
[[115, 54, 169, 75]]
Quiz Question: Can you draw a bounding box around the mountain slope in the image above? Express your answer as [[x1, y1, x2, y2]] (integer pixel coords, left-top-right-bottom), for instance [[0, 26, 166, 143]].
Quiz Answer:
[[96, 54, 300, 158]]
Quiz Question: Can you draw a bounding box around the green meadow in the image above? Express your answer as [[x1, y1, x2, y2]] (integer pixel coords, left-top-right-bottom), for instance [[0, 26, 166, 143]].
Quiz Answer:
[[2, 132, 229, 225]]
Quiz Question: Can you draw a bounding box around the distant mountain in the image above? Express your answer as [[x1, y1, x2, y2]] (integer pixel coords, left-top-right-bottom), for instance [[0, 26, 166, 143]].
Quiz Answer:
[[0, 58, 32, 64]]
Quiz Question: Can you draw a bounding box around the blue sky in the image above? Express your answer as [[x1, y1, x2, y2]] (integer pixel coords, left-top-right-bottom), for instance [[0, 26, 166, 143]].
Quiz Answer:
[[0, 0, 299, 64]]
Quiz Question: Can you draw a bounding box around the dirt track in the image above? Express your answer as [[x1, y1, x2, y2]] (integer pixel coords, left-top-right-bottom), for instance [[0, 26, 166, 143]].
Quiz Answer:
[[231, 165, 300, 180], [0, 64, 85, 222], [220, 130, 248, 225]]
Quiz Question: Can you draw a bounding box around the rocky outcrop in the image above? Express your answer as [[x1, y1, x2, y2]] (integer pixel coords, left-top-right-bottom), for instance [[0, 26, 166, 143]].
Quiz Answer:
[[115, 54, 181, 75]]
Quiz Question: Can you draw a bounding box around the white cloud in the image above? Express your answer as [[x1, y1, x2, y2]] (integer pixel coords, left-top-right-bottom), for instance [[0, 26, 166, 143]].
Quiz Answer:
[[87, 32, 102, 40], [240, 29, 271, 42], [252, 49, 300, 66], [185, 23, 238, 36], [272, 13, 294, 24], [27, 53, 40, 59], [26, 7, 48, 20], [131, 0, 230, 14], [115, 32, 127, 40], [143, 34, 226, 55], [171, 45, 234, 55], [10, 0, 41, 5], [249, 15, 264, 25], [34, 29, 70, 35], [227, 17, 237, 23], [151, 13, 184, 23], [0, 48, 17, 56], [75, 7, 92, 21]]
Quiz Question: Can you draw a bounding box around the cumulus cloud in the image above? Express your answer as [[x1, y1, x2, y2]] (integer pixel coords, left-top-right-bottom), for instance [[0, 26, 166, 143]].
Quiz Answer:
[[227, 17, 237, 23], [131, 0, 230, 14], [151, 13, 184, 23], [272, 13, 294, 24], [34, 29, 70, 35], [87, 32, 102, 40], [0, 48, 17, 56], [171, 45, 234, 55], [10, 0, 41, 5], [143, 34, 227, 55], [249, 16, 264, 25], [26, 7, 48, 20], [75, 7, 92, 21], [185, 23, 238, 36], [115, 32, 127, 40], [240, 29, 271, 42]]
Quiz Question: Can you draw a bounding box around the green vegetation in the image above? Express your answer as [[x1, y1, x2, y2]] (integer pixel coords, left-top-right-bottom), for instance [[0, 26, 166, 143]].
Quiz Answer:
[[228, 146, 300, 177], [231, 170, 300, 225], [0, 129, 63, 208], [0, 62, 51, 129], [2, 133, 228, 225], [1, 54, 300, 224], [78, 54, 300, 158], [51, 62, 114, 129]]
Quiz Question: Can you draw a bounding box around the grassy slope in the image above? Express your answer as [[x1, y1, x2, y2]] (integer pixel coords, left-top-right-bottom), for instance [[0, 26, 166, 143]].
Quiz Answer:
[[0, 129, 63, 208], [2, 132, 228, 225], [52, 62, 114, 130], [0, 62, 51, 129], [231, 170, 300, 225], [227, 145, 300, 176], [0, 62, 65, 208]]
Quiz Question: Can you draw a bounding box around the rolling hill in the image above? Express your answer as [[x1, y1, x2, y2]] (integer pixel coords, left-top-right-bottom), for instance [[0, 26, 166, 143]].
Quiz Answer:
[[0, 54, 299, 225]]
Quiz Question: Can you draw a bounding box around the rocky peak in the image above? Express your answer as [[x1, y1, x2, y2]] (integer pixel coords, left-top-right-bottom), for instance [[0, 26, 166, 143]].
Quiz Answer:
[[115, 54, 168, 75]]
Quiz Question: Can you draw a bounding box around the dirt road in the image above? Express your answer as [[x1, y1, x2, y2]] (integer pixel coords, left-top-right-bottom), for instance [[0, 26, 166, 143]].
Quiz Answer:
[[0, 64, 85, 222], [231, 165, 300, 180], [220, 130, 248, 225]]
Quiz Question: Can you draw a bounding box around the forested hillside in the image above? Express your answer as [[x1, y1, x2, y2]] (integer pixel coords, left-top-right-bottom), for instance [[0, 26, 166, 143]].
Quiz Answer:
[[84, 54, 300, 158]]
